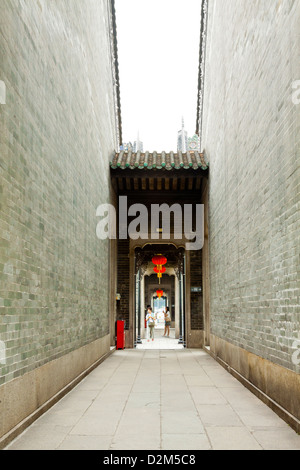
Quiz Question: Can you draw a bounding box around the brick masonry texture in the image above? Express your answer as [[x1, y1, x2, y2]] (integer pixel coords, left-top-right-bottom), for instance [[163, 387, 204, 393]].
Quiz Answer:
[[202, 0, 300, 373], [0, 0, 118, 385], [190, 250, 203, 330]]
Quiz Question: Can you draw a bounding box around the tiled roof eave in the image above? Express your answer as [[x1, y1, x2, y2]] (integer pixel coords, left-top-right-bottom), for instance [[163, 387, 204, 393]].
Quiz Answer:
[[110, 151, 209, 171]]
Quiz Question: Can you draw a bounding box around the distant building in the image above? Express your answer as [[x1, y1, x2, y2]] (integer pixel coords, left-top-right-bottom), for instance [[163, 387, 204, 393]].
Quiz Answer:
[[133, 138, 143, 153], [120, 142, 133, 152], [177, 119, 200, 152], [120, 132, 143, 153], [177, 118, 188, 152]]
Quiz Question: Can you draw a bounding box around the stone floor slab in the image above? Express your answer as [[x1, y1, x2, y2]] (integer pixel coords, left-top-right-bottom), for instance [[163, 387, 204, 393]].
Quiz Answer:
[[111, 434, 161, 450], [69, 411, 120, 436], [184, 374, 214, 387], [7, 424, 72, 450], [250, 427, 300, 450], [196, 404, 243, 427], [206, 426, 262, 450], [57, 435, 113, 450], [162, 433, 211, 450], [189, 386, 228, 405], [236, 405, 289, 428], [161, 410, 205, 434]]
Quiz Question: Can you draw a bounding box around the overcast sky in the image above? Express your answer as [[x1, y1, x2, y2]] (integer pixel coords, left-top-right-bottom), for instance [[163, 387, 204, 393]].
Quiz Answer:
[[115, 0, 202, 152]]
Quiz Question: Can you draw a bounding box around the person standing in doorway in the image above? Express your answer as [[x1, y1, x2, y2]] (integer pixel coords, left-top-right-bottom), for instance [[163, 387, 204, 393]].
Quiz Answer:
[[146, 307, 155, 342], [163, 306, 171, 337]]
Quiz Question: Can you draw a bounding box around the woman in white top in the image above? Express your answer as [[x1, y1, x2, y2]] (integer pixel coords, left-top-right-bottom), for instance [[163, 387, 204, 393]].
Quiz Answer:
[[146, 307, 155, 342]]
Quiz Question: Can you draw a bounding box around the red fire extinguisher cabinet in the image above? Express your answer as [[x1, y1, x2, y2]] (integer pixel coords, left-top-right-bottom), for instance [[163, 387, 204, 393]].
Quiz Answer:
[[116, 320, 125, 350]]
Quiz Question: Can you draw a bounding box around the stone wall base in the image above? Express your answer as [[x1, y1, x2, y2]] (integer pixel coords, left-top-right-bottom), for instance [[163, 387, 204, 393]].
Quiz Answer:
[[0, 335, 113, 449], [206, 334, 300, 434]]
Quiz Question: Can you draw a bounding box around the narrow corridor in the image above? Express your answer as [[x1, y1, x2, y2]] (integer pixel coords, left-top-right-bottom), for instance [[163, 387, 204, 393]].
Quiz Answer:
[[5, 349, 300, 450]]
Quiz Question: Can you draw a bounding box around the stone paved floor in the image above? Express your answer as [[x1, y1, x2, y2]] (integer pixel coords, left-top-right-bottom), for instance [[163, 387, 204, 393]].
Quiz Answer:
[[5, 345, 300, 450]]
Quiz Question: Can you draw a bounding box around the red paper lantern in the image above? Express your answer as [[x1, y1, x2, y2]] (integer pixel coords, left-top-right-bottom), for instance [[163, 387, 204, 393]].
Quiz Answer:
[[153, 266, 166, 277], [156, 289, 164, 299], [152, 255, 167, 267], [152, 255, 167, 283]]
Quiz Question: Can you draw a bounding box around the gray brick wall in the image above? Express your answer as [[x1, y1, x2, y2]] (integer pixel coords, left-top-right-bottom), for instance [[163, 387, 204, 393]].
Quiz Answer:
[[0, 0, 118, 385], [202, 0, 300, 372]]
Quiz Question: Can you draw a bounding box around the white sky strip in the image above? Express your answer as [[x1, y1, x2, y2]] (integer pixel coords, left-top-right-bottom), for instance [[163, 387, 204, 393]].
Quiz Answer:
[[115, 0, 202, 152]]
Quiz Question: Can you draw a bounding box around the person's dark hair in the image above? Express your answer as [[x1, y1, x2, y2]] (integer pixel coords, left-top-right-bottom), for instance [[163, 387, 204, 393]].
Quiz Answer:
[[166, 306, 169, 312]]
